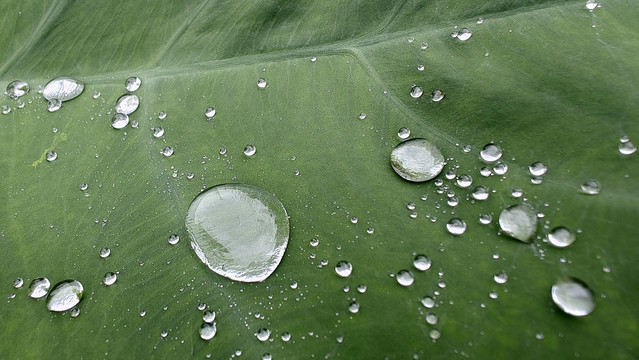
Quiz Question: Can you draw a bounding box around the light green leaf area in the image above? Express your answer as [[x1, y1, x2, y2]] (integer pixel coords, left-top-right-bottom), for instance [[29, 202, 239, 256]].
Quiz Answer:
[[1, 0, 638, 359]]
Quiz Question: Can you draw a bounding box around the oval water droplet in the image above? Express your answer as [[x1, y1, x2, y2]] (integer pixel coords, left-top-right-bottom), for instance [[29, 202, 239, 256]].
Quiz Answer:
[[43, 77, 84, 102], [111, 113, 129, 129], [335, 261, 353, 278], [168, 234, 180, 245], [152, 127, 165, 138], [158, 111, 167, 120], [421, 296, 435, 308], [410, 85, 423, 99], [493, 162, 508, 175], [257, 78, 268, 89], [70, 307, 81, 318], [6, 80, 29, 99], [46, 151, 58, 162], [446, 218, 467, 235], [429, 329, 441, 340], [281, 332, 291, 342], [398, 127, 411, 139], [99, 247, 111, 258], [479, 214, 492, 225], [426, 313, 438, 325], [244, 145, 257, 157], [413, 255, 432, 271], [420, 42, 429, 50], [547, 227, 576, 248], [619, 141, 637, 155], [529, 162, 548, 176], [551, 277, 595, 316], [125, 77, 141, 92], [200, 323, 217, 340], [104, 272, 117, 286], [480, 144, 503, 162], [456, 28, 472, 41], [396, 270, 415, 286], [417, 64, 425, 71], [498, 204, 537, 242], [256, 328, 271, 341], [493, 271, 508, 284], [358, 112, 367, 120], [13, 278, 24, 288], [160, 146, 174, 157], [585, 0, 598, 10], [456, 174, 472, 188], [390, 138, 445, 182], [348, 301, 360, 313], [46, 280, 83, 312], [430, 90, 445, 102], [92, 90, 101, 99], [47, 99, 62, 112], [186, 184, 289, 283], [580, 179, 600, 195], [205, 107, 216, 118], [115, 94, 139, 115], [472, 186, 489, 200]]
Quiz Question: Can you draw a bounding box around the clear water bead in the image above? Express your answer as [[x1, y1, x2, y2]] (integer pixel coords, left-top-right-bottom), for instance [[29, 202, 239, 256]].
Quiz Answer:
[[472, 186, 489, 200], [29, 277, 51, 298], [494, 271, 508, 284], [186, 184, 289, 282], [421, 296, 435, 308], [358, 112, 366, 120], [348, 301, 360, 313], [200, 323, 217, 340], [396, 270, 415, 286], [498, 204, 537, 242], [335, 261, 353, 278], [158, 111, 167, 120], [281, 332, 291, 342], [257, 78, 268, 88], [446, 218, 467, 235], [125, 77, 141, 92], [585, 0, 598, 10], [104, 272, 117, 286], [46, 151, 58, 162], [152, 127, 165, 138], [43, 77, 84, 102], [6, 80, 29, 99], [456, 28, 472, 41], [115, 94, 139, 115], [479, 214, 492, 225], [14, 278, 24, 288], [111, 113, 129, 129], [456, 174, 472, 188], [205, 107, 216, 118], [619, 141, 637, 155], [580, 179, 600, 195], [410, 85, 424, 98], [390, 138, 445, 182], [413, 255, 432, 271], [431, 90, 445, 102], [420, 42, 429, 50], [547, 227, 576, 248], [256, 328, 271, 341], [398, 127, 411, 139], [99, 247, 111, 258], [160, 146, 174, 157], [46, 280, 83, 312], [168, 234, 180, 245], [552, 278, 595, 316], [529, 162, 548, 176], [244, 145, 257, 157], [480, 144, 503, 162], [493, 162, 508, 175], [417, 64, 425, 71], [47, 99, 62, 112]]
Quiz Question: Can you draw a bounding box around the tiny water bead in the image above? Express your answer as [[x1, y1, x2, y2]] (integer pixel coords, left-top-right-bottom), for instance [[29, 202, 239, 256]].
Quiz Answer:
[[2, 105, 10, 114], [13, 278, 24, 288], [99, 247, 111, 258], [111, 113, 129, 129], [547, 227, 576, 248], [480, 144, 503, 162], [311, 56, 317, 62], [529, 162, 548, 176], [125, 77, 141, 92], [243, 145, 256, 157], [420, 42, 429, 50], [257, 78, 268, 89], [152, 127, 165, 138], [446, 218, 467, 235], [197, 302, 207, 311], [47, 99, 62, 112], [168, 234, 180, 245], [161, 146, 174, 157], [348, 301, 360, 313], [456, 28, 472, 41], [6, 80, 29, 99], [335, 261, 353, 278], [398, 127, 411, 139], [396, 270, 415, 286], [480, 167, 492, 177], [46, 280, 83, 312], [256, 328, 271, 341], [186, 184, 289, 283], [262, 354, 272, 360], [552, 278, 595, 316], [115, 94, 139, 115], [494, 271, 508, 284], [410, 85, 423, 99], [104, 272, 117, 286], [200, 323, 217, 340], [413, 255, 432, 271], [417, 64, 425, 71], [511, 188, 523, 198], [430, 90, 444, 102], [580, 179, 601, 195], [43, 77, 84, 102], [498, 204, 537, 243], [390, 138, 445, 182], [358, 112, 366, 120], [46, 151, 58, 162], [357, 284, 367, 293], [456, 174, 472, 188], [205, 107, 216, 118]]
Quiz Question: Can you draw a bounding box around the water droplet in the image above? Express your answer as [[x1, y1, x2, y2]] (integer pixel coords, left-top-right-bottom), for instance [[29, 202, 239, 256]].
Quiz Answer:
[[256, 328, 271, 341], [161, 331, 168, 338], [203, 310, 216, 323], [426, 313, 438, 325], [1, 105, 11, 114], [70, 307, 81, 318], [243, 145, 256, 157], [124, 77, 141, 92], [99, 247, 111, 258], [529, 162, 548, 176], [408, 37, 415, 43], [619, 141, 637, 155], [43, 77, 84, 102], [429, 329, 441, 340], [410, 85, 423, 98], [446, 218, 467, 235], [350, 217, 358, 224], [13, 278, 23, 288], [366, 227, 375, 234], [92, 90, 101, 99], [396, 270, 415, 286], [197, 302, 207, 311], [205, 107, 216, 119], [580, 179, 600, 195], [186, 184, 289, 282], [585, 0, 598, 10], [80, 183, 88, 191], [335, 261, 353, 278], [111, 113, 129, 129], [472, 186, 489, 200], [498, 204, 537, 242], [168, 234, 180, 245], [115, 94, 139, 115], [6, 80, 29, 99], [281, 332, 291, 341], [46, 280, 83, 312], [152, 127, 165, 138], [480, 144, 503, 162], [489, 291, 498, 299], [430, 90, 445, 102], [407, 202, 416, 211], [357, 284, 367, 293], [421, 296, 435, 308], [262, 354, 272, 360], [413, 255, 432, 271], [511, 188, 523, 198], [493, 271, 508, 284], [479, 214, 492, 225], [398, 127, 411, 139], [348, 301, 360, 313], [311, 56, 317, 62], [493, 162, 508, 175], [46, 151, 58, 162], [104, 272, 117, 286], [310, 238, 319, 247], [420, 42, 429, 50], [257, 78, 268, 89], [47, 99, 62, 112], [200, 323, 217, 340], [456, 174, 472, 188], [456, 28, 472, 41], [390, 138, 445, 182], [477, 18, 484, 24], [358, 112, 367, 120], [480, 167, 492, 177], [547, 227, 576, 248], [417, 64, 425, 71], [551, 277, 595, 316], [290, 281, 298, 289], [157, 111, 167, 120], [160, 146, 174, 157]]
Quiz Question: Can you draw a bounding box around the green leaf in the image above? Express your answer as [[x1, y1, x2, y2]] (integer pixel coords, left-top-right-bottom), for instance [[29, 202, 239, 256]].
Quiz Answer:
[[1, 0, 638, 358]]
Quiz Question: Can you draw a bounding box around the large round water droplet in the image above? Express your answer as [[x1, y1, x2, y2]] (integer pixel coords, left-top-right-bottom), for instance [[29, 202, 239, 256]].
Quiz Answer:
[[43, 77, 84, 102], [498, 204, 537, 242], [446, 218, 467, 235], [390, 139, 445, 182], [186, 184, 289, 283], [547, 227, 576, 248], [115, 94, 139, 115], [243, 145, 257, 157], [348, 301, 360, 313], [456, 174, 472, 188], [410, 85, 423, 99], [551, 278, 595, 317], [200, 323, 217, 340], [104, 272, 117, 286], [493, 271, 508, 284], [472, 186, 489, 200], [125, 77, 141, 92], [161, 146, 174, 157], [257, 78, 268, 89], [46, 280, 83, 312], [6, 80, 29, 99], [480, 144, 503, 162], [205, 107, 216, 118], [111, 113, 129, 129], [335, 261, 353, 278], [256, 328, 271, 341], [396, 270, 414, 286]]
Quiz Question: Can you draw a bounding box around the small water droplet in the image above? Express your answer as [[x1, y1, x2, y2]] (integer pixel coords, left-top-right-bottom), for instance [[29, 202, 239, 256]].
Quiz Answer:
[[358, 112, 367, 120], [529, 162, 548, 176], [426, 313, 438, 325], [335, 261, 353, 278], [47, 99, 62, 112], [396, 270, 415, 286], [489, 291, 498, 299], [456, 28, 472, 41], [256, 328, 271, 341], [408, 37, 415, 43], [410, 85, 423, 99], [477, 18, 484, 24], [80, 183, 88, 191], [350, 217, 358, 224], [430, 90, 445, 102], [585, 0, 598, 10], [99, 247, 111, 258], [390, 138, 445, 182], [205, 107, 216, 119], [420, 42, 429, 50], [257, 78, 268, 89], [46, 280, 83, 312], [1, 105, 10, 115], [429, 329, 441, 340], [511, 188, 523, 198], [281, 332, 291, 342], [398, 127, 411, 139], [456, 174, 472, 188], [479, 167, 492, 177], [46, 151, 58, 162], [200, 323, 217, 340], [472, 186, 489, 200], [619, 141, 637, 155], [479, 214, 492, 225], [203, 310, 216, 323], [111, 113, 129, 129], [70, 307, 81, 318], [480, 144, 503, 162], [152, 127, 165, 138], [493, 271, 508, 284], [243, 145, 256, 157], [92, 90, 101, 99], [407, 202, 416, 211], [547, 227, 576, 248], [413, 255, 432, 271], [6, 80, 29, 99], [13, 278, 23, 288], [262, 353, 272, 360], [552, 277, 595, 316], [168, 234, 180, 245], [43, 77, 84, 102], [348, 301, 360, 313], [493, 162, 508, 175], [498, 204, 537, 242], [161, 331, 168, 338], [446, 218, 467, 235], [115, 94, 139, 115], [311, 56, 317, 62], [366, 227, 375, 234], [417, 64, 425, 71], [125, 77, 141, 92], [421, 296, 435, 308], [104, 272, 117, 286], [357, 284, 367, 293], [197, 302, 207, 311], [580, 179, 600, 195], [160, 146, 174, 157]]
